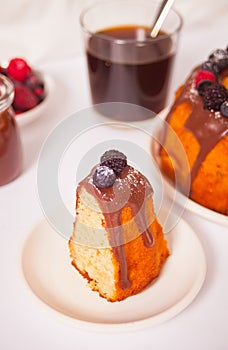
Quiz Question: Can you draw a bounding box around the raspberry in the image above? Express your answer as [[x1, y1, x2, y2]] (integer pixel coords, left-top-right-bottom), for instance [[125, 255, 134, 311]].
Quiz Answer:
[[100, 150, 127, 175], [202, 83, 228, 111], [93, 166, 116, 188], [195, 70, 216, 87], [7, 58, 31, 82], [13, 85, 39, 112]]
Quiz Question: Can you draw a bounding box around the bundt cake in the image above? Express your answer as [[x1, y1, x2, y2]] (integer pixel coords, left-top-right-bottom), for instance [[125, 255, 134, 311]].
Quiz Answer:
[[159, 47, 228, 215], [69, 150, 169, 302]]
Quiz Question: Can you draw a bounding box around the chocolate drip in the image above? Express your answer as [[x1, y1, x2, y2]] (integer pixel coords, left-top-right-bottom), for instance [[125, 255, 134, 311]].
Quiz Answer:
[[143, 231, 154, 247], [78, 165, 154, 290], [130, 201, 154, 247], [165, 67, 228, 182], [99, 209, 131, 290]]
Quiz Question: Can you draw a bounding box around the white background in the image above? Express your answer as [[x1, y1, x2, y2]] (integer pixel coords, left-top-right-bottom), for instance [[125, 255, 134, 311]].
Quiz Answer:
[[0, 1, 228, 350]]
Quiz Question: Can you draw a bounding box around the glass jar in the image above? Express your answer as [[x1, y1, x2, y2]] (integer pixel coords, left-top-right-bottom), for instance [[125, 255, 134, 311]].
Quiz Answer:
[[0, 74, 23, 186]]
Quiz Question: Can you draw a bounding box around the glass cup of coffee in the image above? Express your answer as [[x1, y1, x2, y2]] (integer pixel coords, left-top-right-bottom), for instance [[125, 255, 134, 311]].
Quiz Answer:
[[80, 0, 183, 121]]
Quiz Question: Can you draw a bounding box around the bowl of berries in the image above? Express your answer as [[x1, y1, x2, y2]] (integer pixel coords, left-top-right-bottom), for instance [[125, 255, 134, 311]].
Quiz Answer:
[[0, 57, 54, 126]]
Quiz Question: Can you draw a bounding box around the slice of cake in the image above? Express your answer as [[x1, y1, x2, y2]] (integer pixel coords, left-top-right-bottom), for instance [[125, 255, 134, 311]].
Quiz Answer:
[[159, 47, 228, 215], [69, 150, 169, 302]]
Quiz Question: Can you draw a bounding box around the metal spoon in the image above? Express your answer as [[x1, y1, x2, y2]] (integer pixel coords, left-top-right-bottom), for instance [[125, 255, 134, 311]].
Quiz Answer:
[[149, 0, 175, 38]]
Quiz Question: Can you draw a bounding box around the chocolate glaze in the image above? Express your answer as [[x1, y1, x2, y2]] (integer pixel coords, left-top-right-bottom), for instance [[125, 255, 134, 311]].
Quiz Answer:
[[78, 165, 154, 290], [165, 67, 228, 182]]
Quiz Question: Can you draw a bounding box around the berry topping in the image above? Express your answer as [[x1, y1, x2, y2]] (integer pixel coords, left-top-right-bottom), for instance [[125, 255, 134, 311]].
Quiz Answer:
[[209, 49, 227, 62], [7, 58, 31, 82], [26, 73, 44, 90], [13, 85, 39, 112], [197, 80, 213, 96], [100, 150, 127, 175], [93, 165, 116, 188], [202, 83, 228, 111], [1, 57, 46, 113], [195, 70, 216, 87], [208, 49, 228, 73], [200, 60, 219, 75], [34, 87, 45, 100], [220, 101, 228, 118], [209, 48, 227, 62]]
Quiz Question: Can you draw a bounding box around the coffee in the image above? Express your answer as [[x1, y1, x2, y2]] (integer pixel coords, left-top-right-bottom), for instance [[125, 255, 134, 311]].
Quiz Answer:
[[86, 25, 174, 115]]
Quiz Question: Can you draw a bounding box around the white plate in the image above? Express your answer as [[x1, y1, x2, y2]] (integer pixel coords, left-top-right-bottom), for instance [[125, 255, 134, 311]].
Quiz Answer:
[[154, 108, 228, 227], [164, 178, 228, 227], [21, 214, 206, 332], [15, 72, 54, 127]]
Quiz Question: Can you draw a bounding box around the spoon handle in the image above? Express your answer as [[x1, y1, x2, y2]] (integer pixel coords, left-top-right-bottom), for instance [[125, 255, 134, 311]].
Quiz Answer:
[[149, 0, 175, 38]]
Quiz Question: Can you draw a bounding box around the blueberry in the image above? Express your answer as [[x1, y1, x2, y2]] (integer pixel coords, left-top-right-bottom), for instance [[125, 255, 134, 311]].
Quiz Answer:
[[209, 49, 228, 72], [100, 150, 127, 175], [201, 60, 219, 75], [197, 80, 213, 96], [209, 49, 227, 62], [217, 58, 228, 72], [220, 100, 228, 118], [93, 166, 116, 188]]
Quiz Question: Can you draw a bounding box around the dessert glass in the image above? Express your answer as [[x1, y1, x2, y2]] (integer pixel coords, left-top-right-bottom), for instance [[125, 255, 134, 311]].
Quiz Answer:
[[80, 0, 183, 121]]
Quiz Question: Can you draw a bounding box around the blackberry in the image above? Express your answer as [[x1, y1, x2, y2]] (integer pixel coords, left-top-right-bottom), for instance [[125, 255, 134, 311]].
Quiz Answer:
[[202, 83, 228, 111], [100, 150, 127, 175], [93, 166, 116, 188]]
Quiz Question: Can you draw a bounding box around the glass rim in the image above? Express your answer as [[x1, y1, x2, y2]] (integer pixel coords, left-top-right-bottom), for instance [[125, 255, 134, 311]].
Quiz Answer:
[[79, 0, 183, 44], [0, 73, 14, 110]]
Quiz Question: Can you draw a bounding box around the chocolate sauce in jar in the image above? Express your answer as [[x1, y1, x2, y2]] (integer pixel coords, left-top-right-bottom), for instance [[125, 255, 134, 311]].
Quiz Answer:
[[0, 75, 23, 186], [86, 25, 174, 116]]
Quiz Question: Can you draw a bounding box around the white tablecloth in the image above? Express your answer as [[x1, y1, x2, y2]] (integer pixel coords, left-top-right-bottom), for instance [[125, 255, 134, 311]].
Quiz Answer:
[[0, 1, 228, 349]]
